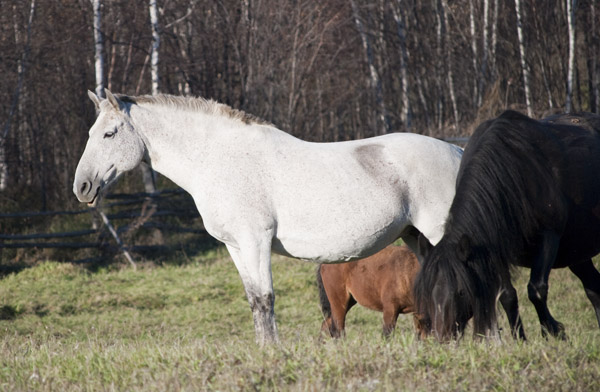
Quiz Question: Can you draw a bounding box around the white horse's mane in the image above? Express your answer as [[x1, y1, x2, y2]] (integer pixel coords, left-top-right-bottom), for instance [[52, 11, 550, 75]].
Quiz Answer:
[[117, 93, 273, 126]]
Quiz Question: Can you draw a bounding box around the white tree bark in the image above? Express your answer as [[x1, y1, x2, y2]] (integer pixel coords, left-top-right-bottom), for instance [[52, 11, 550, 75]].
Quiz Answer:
[[91, 0, 104, 98], [565, 0, 577, 113], [144, 0, 160, 193], [149, 0, 160, 95], [490, 0, 498, 76], [350, 0, 388, 135], [514, 0, 533, 117]]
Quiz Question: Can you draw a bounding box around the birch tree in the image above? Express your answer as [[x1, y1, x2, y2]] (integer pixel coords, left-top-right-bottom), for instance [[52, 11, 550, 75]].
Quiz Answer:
[[149, 0, 160, 95], [514, 0, 533, 117], [565, 0, 577, 113], [490, 0, 498, 77], [91, 0, 104, 98], [143, 0, 160, 196]]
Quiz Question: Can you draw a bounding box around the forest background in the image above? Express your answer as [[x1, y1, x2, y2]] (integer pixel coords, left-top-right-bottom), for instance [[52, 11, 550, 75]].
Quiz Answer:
[[1, 0, 598, 214]]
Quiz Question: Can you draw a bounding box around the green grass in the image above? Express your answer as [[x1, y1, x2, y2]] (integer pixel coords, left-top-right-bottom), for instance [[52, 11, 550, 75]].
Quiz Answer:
[[0, 250, 598, 391]]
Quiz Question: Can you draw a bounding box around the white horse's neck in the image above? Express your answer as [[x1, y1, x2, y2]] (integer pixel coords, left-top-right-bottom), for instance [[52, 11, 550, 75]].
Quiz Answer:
[[128, 102, 294, 194]]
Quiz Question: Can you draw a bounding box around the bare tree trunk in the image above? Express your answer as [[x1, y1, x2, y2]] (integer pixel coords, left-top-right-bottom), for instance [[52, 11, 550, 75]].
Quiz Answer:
[[142, 0, 160, 203], [350, 0, 388, 135], [592, 1, 600, 113], [92, 0, 104, 98], [376, 0, 389, 128], [242, 0, 254, 105], [316, 76, 325, 141], [434, 0, 444, 131], [565, 0, 577, 113], [416, 77, 431, 131], [391, 0, 411, 130], [1, 0, 36, 191], [169, 1, 195, 96], [468, 0, 479, 107], [286, 25, 299, 132], [440, 0, 459, 132], [149, 0, 160, 95], [142, 0, 162, 246], [530, 3, 554, 109], [480, 0, 490, 95], [514, 0, 534, 117], [490, 0, 498, 77]]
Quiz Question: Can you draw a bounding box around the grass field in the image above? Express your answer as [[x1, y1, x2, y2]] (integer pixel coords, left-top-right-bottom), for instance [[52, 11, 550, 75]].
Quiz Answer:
[[0, 247, 599, 391]]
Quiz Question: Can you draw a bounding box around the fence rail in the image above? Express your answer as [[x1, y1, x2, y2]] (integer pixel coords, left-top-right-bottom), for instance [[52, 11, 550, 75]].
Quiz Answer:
[[0, 189, 208, 266]]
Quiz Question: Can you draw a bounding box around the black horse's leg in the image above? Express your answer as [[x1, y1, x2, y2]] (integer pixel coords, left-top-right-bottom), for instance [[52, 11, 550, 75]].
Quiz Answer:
[[569, 259, 600, 328], [527, 231, 565, 339], [402, 227, 431, 264], [499, 280, 526, 340]]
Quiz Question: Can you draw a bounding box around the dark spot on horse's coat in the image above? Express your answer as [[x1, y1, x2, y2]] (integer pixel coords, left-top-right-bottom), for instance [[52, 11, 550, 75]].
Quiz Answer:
[[354, 144, 386, 178], [249, 292, 274, 313]]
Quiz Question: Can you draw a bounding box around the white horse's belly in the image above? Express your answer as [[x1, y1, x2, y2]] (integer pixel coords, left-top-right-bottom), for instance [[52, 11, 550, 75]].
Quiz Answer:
[[271, 196, 409, 262], [271, 225, 403, 263]]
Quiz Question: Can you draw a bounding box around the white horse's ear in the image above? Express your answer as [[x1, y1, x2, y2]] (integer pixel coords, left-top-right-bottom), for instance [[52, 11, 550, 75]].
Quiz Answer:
[[105, 89, 122, 111], [87, 90, 101, 111]]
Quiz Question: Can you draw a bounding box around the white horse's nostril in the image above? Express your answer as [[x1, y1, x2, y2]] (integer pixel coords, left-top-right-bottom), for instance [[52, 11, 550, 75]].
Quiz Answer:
[[80, 182, 87, 195]]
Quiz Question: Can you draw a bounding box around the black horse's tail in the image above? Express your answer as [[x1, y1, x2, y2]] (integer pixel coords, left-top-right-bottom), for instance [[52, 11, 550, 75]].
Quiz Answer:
[[316, 264, 331, 319]]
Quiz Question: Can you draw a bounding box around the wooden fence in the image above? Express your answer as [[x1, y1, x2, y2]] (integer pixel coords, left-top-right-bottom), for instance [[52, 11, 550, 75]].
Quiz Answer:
[[0, 189, 214, 267]]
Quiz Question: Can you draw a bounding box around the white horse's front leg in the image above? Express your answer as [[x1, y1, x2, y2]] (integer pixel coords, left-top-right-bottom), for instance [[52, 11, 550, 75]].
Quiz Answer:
[[226, 239, 278, 345]]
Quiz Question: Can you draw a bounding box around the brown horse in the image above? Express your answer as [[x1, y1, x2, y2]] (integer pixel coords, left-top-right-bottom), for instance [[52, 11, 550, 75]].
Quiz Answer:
[[317, 245, 423, 338]]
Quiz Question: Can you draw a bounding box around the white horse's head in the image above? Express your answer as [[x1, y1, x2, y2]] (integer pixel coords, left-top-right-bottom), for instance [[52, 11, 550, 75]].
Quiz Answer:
[[73, 89, 146, 206]]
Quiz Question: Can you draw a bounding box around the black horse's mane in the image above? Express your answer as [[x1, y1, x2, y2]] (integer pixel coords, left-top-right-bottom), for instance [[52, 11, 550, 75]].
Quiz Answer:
[[448, 111, 562, 267], [416, 110, 570, 336]]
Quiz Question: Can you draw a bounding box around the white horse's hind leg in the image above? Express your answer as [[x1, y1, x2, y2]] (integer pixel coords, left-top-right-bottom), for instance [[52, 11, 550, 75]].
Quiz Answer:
[[226, 240, 279, 345]]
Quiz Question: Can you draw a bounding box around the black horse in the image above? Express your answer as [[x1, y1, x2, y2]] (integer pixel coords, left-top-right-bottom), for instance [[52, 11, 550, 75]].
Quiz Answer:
[[414, 110, 600, 341]]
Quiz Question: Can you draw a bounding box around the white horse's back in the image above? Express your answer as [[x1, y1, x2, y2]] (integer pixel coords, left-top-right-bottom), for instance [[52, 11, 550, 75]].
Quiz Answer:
[[261, 133, 462, 261]]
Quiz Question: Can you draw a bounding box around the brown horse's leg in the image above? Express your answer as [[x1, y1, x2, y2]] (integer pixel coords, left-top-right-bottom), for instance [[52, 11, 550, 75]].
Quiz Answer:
[[328, 296, 356, 338], [382, 303, 400, 338], [322, 277, 355, 338], [321, 318, 334, 336], [569, 259, 600, 329]]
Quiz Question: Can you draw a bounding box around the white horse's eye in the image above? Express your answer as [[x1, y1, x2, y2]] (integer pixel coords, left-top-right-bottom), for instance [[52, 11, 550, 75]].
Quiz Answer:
[[104, 131, 116, 139]]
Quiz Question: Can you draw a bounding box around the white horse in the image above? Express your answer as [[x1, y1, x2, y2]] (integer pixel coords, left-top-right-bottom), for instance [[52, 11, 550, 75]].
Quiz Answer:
[[74, 89, 463, 344]]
